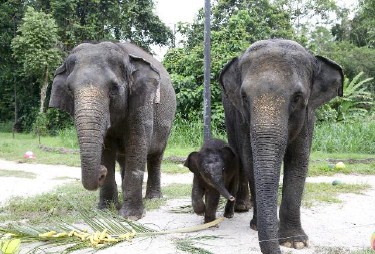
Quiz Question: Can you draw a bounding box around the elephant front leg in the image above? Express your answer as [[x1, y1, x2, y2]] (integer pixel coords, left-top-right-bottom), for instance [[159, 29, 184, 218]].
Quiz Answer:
[[192, 176, 205, 215], [145, 153, 163, 199], [278, 135, 310, 249], [98, 144, 118, 209], [119, 137, 147, 220], [204, 189, 220, 223]]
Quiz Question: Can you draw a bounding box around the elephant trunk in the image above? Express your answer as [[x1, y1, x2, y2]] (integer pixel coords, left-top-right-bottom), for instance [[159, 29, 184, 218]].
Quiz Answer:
[[74, 87, 109, 191], [214, 181, 235, 201], [251, 123, 287, 254]]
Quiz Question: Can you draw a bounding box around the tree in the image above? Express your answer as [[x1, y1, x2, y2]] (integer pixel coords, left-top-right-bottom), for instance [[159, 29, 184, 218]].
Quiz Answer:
[[11, 6, 62, 114], [273, 0, 339, 31], [164, 0, 295, 128], [48, 0, 173, 51], [349, 0, 375, 48], [0, 0, 27, 128]]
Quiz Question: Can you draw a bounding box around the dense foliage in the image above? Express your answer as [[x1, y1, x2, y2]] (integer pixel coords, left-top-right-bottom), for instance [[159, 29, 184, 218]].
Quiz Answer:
[[0, 0, 172, 133], [163, 0, 295, 128], [163, 0, 374, 130], [0, 0, 374, 135]]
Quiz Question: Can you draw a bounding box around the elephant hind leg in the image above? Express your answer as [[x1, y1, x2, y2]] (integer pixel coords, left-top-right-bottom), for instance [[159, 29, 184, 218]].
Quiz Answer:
[[145, 152, 163, 199], [234, 170, 252, 212]]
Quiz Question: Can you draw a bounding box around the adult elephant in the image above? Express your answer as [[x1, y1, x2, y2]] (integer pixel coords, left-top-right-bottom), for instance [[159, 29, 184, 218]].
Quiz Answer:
[[219, 39, 343, 253], [49, 42, 176, 220]]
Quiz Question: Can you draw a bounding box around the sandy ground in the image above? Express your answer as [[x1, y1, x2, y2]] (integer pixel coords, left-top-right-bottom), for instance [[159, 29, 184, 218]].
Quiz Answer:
[[0, 158, 375, 253]]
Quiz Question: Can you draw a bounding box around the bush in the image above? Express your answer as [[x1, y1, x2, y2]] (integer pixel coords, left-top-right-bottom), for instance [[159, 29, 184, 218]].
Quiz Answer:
[[312, 119, 375, 154], [316, 72, 374, 122], [58, 126, 79, 149], [0, 121, 14, 132], [168, 115, 227, 148]]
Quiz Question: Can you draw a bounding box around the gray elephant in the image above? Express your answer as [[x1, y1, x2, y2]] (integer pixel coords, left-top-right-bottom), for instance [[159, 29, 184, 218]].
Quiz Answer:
[[219, 39, 343, 253], [184, 139, 239, 223], [49, 41, 176, 220]]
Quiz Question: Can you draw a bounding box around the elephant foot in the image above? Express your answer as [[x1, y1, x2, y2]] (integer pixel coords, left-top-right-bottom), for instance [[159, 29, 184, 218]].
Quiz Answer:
[[119, 205, 145, 220], [145, 189, 162, 199], [280, 240, 309, 249], [234, 199, 252, 212], [98, 201, 120, 210], [204, 215, 216, 224], [192, 201, 205, 215], [278, 228, 308, 249], [224, 211, 234, 218], [250, 218, 257, 231], [98, 197, 120, 210]]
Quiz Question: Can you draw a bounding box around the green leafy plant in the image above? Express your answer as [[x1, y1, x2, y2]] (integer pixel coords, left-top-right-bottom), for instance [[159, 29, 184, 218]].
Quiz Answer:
[[317, 72, 374, 122], [338, 72, 374, 120]]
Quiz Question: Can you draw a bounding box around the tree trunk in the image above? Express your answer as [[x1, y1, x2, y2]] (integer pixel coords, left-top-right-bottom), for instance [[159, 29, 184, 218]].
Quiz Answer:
[[40, 65, 49, 113]]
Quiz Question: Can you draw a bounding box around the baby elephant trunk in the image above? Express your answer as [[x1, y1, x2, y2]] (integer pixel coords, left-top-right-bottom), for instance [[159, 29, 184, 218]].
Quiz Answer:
[[215, 181, 235, 201]]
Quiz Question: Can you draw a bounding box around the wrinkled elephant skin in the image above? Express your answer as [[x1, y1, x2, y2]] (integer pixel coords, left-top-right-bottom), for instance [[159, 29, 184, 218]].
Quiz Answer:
[[184, 139, 239, 223], [219, 39, 343, 253], [49, 42, 176, 220]]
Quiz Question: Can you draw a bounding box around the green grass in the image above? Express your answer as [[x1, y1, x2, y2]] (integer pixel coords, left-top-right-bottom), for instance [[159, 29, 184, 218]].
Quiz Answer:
[[0, 182, 191, 225], [308, 161, 375, 176], [0, 132, 80, 166], [0, 181, 96, 225], [0, 118, 374, 176], [0, 169, 37, 179], [300, 182, 370, 208], [162, 161, 189, 174], [145, 183, 191, 210], [312, 120, 375, 154]]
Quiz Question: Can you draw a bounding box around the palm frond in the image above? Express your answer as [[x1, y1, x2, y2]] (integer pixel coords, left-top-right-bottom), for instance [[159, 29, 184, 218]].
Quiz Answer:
[[0, 199, 224, 253], [174, 235, 220, 254]]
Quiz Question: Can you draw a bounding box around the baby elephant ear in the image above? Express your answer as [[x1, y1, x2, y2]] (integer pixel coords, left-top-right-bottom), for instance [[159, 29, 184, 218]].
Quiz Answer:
[[184, 152, 200, 174], [221, 146, 236, 164], [310, 56, 344, 109]]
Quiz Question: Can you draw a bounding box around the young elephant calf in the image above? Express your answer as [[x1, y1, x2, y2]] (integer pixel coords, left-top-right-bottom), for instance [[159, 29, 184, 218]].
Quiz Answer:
[[184, 139, 239, 223]]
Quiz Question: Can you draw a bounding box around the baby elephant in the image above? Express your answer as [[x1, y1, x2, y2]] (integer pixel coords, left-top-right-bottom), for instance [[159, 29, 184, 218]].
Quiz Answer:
[[184, 139, 239, 223]]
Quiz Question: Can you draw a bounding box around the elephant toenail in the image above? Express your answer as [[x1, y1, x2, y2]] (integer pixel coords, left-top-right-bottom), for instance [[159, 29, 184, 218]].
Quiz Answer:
[[294, 242, 305, 249], [281, 242, 292, 248]]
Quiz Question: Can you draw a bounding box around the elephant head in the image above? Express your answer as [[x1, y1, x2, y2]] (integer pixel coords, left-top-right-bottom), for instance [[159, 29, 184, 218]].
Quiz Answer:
[[184, 146, 237, 202], [49, 42, 160, 191], [220, 39, 343, 253]]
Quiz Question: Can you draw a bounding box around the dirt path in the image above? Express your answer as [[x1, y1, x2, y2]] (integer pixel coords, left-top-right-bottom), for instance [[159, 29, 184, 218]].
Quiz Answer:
[[0, 159, 374, 253]]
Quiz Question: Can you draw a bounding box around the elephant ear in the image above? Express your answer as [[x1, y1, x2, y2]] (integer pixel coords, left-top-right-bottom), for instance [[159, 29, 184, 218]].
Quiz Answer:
[[219, 57, 243, 111], [220, 146, 237, 172], [49, 63, 74, 116], [184, 152, 200, 174], [128, 54, 161, 105], [310, 55, 344, 109]]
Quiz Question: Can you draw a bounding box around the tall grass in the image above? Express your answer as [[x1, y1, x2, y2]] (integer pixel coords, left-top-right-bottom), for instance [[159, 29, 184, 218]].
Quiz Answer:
[[168, 117, 226, 148], [312, 120, 375, 154], [58, 126, 79, 149], [42, 117, 375, 154]]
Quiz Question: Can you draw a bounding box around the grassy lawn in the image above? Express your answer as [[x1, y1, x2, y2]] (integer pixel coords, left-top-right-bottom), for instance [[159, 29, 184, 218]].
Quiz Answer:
[[0, 179, 369, 226], [0, 132, 374, 176], [0, 181, 191, 225]]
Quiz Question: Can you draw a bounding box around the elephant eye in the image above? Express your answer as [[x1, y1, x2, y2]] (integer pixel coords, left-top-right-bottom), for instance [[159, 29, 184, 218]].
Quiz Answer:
[[242, 94, 248, 103], [109, 82, 121, 97], [292, 93, 302, 103]]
